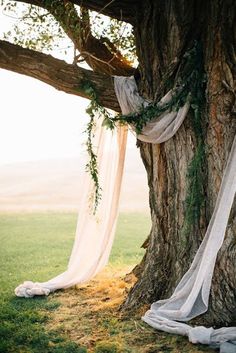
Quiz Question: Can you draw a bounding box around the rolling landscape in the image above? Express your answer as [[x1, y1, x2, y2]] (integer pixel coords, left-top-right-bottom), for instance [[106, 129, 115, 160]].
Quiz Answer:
[[0, 148, 149, 213]]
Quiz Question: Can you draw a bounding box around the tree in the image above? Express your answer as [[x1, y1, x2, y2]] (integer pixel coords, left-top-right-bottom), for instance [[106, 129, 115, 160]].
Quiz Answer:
[[0, 0, 235, 327]]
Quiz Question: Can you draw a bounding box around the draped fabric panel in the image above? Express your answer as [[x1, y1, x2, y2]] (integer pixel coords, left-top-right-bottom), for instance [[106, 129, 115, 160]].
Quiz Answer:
[[15, 120, 128, 297], [114, 76, 236, 353], [114, 76, 190, 144]]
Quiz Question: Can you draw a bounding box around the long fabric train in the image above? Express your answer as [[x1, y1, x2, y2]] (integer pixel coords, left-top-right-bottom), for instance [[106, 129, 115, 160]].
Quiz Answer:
[[114, 77, 236, 353], [15, 76, 235, 352], [15, 120, 128, 296]]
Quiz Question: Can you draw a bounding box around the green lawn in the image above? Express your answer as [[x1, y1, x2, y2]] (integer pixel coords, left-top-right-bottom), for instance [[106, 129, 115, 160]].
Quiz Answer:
[[0, 212, 150, 353], [0, 212, 215, 353], [0, 212, 150, 293]]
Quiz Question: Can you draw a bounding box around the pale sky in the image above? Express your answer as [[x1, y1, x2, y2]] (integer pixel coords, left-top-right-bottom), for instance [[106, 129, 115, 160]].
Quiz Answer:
[[0, 68, 90, 165], [0, 7, 136, 166]]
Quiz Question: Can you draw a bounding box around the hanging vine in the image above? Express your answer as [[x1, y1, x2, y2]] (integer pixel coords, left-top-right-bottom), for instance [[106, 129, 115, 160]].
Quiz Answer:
[[182, 43, 207, 234], [79, 80, 114, 213]]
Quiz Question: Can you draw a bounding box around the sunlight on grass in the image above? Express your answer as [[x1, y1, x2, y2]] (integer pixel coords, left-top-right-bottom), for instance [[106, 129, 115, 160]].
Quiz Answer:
[[0, 212, 150, 293], [0, 212, 214, 353], [0, 212, 150, 353]]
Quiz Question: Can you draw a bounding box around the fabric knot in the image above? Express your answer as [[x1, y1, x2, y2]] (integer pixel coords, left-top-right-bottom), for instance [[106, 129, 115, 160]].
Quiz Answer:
[[188, 326, 214, 345], [15, 281, 50, 298]]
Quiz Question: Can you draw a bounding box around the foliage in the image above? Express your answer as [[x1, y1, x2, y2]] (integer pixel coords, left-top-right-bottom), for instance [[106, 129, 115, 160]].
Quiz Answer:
[[80, 80, 115, 213], [1, 1, 68, 54], [84, 114, 102, 214], [90, 13, 137, 64], [184, 143, 206, 231], [111, 87, 190, 134], [182, 43, 207, 233], [0, 0, 136, 63]]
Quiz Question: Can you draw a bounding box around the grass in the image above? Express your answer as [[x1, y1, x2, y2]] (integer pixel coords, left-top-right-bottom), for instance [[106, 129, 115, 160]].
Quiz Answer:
[[0, 212, 149, 293], [0, 212, 215, 353]]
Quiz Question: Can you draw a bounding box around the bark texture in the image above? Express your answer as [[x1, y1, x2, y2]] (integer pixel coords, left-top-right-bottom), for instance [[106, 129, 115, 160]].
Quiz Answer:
[[124, 0, 236, 327], [0, 40, 120, 111]]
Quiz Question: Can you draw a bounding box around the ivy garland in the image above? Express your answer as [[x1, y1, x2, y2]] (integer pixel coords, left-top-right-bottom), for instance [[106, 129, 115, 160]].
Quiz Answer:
[[182, 43, 207, 234], [81, 42, 206, 229], [104, 42, 205, 133], [79, 80, 114, 214]]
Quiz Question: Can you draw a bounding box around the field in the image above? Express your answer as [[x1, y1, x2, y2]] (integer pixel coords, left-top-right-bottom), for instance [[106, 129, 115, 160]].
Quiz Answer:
[[0, 212, 215, 353]]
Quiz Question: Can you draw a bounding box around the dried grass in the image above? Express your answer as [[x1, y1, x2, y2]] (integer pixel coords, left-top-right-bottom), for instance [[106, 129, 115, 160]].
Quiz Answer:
[[46, 266, 215, 353]]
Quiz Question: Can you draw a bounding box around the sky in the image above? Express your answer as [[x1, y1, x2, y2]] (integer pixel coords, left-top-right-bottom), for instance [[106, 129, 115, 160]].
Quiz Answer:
[[0, 5, 136, 166], [0, 68, 90, 165]]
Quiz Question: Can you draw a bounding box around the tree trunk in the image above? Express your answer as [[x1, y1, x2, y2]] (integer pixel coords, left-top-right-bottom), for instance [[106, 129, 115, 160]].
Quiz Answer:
[[124, 0, 236, 327]]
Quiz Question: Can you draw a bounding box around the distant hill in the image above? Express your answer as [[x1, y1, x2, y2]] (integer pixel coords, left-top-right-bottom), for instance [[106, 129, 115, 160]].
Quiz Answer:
[[0, 148, 149, 212]]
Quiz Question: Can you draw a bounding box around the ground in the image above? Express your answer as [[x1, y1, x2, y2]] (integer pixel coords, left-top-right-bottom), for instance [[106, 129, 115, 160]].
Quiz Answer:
[[48, 267, 216, 353], [0, 212, 216, 353]]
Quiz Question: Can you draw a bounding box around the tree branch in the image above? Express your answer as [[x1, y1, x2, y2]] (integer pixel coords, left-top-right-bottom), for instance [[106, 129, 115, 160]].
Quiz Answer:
[[13, 0, 135, 76], [0, 40, 121, 111], [70, 0, 137, 23], [14, 0, 137, 23]]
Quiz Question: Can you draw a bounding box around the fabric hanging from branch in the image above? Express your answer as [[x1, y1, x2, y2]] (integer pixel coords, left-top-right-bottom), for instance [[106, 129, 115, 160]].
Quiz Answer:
[[15, 120, 128, 297], [114, 76, 190, 143]]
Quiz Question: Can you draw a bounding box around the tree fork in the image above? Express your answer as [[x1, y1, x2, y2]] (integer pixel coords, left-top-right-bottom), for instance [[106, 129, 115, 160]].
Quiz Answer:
[[12, 0, 135, 76]]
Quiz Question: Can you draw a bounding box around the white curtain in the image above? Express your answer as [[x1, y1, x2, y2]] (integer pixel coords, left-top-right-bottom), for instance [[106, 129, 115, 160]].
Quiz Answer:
[[15, 119, 128, 297]]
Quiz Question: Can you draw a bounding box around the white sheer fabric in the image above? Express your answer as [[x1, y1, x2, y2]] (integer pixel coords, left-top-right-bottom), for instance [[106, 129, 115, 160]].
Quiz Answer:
[[114, 76, 190, 144], [114, 76, 236, 353], [15, 120, 128, 297]]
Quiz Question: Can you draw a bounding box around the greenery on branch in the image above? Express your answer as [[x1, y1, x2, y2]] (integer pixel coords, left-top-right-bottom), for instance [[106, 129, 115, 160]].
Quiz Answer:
[[110, 42, 205, 134], [110, 87, 189, 134], [1, 0, 67, 53]]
